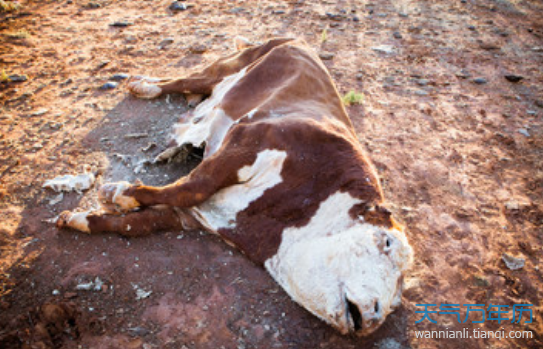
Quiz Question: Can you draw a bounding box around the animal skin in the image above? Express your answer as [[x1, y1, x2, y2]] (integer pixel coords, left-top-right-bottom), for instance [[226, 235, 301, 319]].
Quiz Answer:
[[58, 38, 413, 336]]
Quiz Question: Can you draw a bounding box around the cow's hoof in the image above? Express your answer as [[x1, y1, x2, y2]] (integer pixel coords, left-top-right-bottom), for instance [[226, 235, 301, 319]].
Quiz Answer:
[[127, 77, 162, 99], [57, 211, 91, 233], [98, 181, 140, 213]]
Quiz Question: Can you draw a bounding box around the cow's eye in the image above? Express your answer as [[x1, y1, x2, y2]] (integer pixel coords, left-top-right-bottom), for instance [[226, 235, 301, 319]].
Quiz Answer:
[[385, 238, 391, 248]]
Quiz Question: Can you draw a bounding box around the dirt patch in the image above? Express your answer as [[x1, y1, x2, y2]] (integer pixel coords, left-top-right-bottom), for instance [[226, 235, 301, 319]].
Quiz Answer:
[[1, 0, 542, 348]]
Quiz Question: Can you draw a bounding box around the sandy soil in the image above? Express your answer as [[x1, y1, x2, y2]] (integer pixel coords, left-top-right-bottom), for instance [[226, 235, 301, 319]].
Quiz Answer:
[[1, 0, 542, 348]]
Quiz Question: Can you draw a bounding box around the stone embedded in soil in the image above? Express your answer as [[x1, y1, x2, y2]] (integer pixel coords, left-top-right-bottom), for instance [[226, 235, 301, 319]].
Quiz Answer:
[[8, 74, 28, 82], [190, 44, 208, 54], [472, 77, 488, 85], [111, 73, 130, 81], [100, 81, 119, 90], [517, 128, 530, 137], [456, 69, 471, 79], [371, 45, 395, 54], [110, 21, 134, 27], [319, 52, 335, 60], [502, 253, 525, 270], [393, 31, 403, 39], [170, 1, 188, 12], [30, 108, 49, 116], [504, 75, 524, 83]]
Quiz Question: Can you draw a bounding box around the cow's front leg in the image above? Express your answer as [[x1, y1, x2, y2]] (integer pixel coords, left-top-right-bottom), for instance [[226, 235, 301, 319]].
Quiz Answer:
[[57, 206, 196, 237]]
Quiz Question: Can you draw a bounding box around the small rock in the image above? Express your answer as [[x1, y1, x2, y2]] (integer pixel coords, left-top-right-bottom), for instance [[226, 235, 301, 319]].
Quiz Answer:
[[319, 52, 335, 60], [110, 21, 133, 27], [393, 31, 403, 39], [505, 201, 519, 210], [110, 73, 130, 81], [52, 290, 60, 296], [461, 0, 467, 3], [415, 90, 429, 96], [415, 78, 429, 86], [535, 100, 543, 108], [273, 10, 285, 15], [517, 128, 530, 137], [352, 16, 360, 22], [467, 25, 476, 31], [86, 2, 101, 9], [356, 73, 364, 81], [159, 38, 174, 49], [8, 74, 28, 82], [504, 75, 524, 83], [371, 45, 395, 54], [398, 12, 408, 17], [326, 12, 345, 21], [527, 110, 537, 116], [472, 77, 487, 85], [456, 69, 471, 79], [31, 108, 49, 117], [170, 1, 187, 12], [100, 81, 119, 90], [190, 44, 207, 54], [502, 253, 525, 270]]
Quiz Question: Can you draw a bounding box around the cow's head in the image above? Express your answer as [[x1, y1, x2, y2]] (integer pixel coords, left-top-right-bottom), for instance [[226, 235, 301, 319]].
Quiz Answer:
[[266, 194, 413, 336]]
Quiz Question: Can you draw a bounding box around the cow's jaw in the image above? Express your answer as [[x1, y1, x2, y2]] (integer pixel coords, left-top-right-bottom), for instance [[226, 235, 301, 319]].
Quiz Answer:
[[265, 191, 413, 336]]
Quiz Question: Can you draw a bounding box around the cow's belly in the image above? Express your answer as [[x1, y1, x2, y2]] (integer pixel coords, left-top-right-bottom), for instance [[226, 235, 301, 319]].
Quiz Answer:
[[192, 149, 287, 232]]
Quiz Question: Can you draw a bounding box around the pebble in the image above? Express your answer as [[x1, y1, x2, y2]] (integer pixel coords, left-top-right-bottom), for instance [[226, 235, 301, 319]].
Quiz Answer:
[[100, 81, 119, 90], [8, 74, 28, 82], [353, 16, 360, 22], [110, 73, 130, 81], [371, 45, 395, 54], [159, 38, 174, 48], [319, 52, 335, 60], [110, 21, 133, 27], [467, 25, 476, 31], [31, 108, 49, 116], [398, 12, 408, 17], [415, 90, 429, 96], [502, 253, 525, 270], [273, 10, 286, 15], [504, 75, 524, 83], [517, 128, 530, 137], [190, 44, 208, 54], [535, 100, 543, 108], [456, 69, 471, 79], [326, 12, 345, 21], [393, 31, 403, 39], [415, 79, 429, 86], [169, 1, 187, 12], [472, 77, 487, 85]]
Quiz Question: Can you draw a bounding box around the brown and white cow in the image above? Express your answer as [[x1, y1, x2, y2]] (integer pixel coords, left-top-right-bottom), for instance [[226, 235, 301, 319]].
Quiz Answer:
[[57, 38, 413, 336]]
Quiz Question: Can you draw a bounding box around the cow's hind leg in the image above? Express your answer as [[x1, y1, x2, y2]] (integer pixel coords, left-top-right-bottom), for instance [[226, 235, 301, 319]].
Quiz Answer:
[[57, 206, 198, 237], [128, 38, 295, 99]]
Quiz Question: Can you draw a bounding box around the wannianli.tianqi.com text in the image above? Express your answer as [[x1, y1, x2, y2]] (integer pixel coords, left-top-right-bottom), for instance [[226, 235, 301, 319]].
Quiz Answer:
[[414, 328, 533, 340]]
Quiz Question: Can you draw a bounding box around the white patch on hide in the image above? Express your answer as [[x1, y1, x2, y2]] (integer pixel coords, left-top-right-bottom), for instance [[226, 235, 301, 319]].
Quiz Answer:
[[194, 149, 287, 231], [265, 191, 413, 335], [172, 68, 248, 158], [246, 108, 258, 119]]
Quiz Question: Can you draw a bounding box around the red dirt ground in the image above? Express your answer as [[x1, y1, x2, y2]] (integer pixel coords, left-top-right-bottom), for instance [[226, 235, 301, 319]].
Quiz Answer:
[[1, 0, 542, 348]]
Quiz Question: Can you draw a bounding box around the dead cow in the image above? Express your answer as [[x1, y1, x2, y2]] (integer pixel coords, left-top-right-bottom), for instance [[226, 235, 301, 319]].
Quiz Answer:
[[58, 38, 413, 336]]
